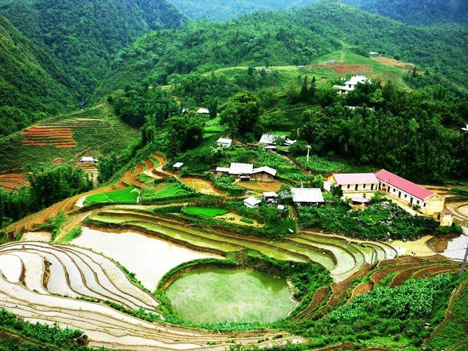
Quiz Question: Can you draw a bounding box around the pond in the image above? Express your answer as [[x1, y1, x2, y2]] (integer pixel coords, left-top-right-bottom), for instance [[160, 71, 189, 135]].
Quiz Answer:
[[165, 266, 297, 324], [72, 227, 218, 290]]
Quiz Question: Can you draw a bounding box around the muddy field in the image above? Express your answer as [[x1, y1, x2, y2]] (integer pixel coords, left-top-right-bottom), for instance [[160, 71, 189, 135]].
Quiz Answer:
[[313, 63, 371, 75]]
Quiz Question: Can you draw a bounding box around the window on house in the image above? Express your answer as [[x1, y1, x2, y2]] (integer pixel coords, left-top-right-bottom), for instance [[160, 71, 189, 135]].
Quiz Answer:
[[417, 200, 420, 205], [404, 195, 407, 198], [363, 184, 366, 189], [347, 184, 350, 189]]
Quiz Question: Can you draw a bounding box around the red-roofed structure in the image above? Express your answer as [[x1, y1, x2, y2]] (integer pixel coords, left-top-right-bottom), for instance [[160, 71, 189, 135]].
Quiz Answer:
[[375, 169, 433, 200]]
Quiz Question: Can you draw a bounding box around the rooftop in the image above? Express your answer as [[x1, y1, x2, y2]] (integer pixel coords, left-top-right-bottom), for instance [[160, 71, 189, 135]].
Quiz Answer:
[[253, 166, 277, 177], [259, 133, 285, 144], [332, 173, 379, 185], [217, 138, 232, 144], [173, 162, 184, 168], [375, 169, 434, 200], [291, 188, 324, 203], [230, 163, 254, 175], [244, 196, 262, 207]]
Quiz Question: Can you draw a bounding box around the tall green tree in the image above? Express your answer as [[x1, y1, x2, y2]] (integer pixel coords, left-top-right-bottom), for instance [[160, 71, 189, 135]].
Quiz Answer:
[[221, 92, 261, 137]]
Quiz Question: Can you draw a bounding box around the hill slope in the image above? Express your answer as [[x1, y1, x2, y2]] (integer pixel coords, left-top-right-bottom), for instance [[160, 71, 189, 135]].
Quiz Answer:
[[0, 0, 189, 102], [345, 0, 468, 28], [0, 14, 78, 137], [168, 0, 318, 21], [97, 2, 468, 96]]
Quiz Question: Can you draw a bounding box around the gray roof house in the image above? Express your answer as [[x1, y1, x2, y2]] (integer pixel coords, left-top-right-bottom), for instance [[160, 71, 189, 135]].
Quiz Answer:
[[291, 188, 324, 205]]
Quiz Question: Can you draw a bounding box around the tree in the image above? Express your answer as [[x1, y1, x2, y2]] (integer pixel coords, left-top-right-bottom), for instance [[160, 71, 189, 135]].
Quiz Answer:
[[166, 114, 204, 157], [300, 76, 308, 102], [207, 98, 218, 119], [221, 92, 261, 136]]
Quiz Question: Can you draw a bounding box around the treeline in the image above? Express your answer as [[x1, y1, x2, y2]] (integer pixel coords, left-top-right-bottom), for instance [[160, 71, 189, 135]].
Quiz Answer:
[[297, 81, 468, 182], [0, 165, 93, 227]]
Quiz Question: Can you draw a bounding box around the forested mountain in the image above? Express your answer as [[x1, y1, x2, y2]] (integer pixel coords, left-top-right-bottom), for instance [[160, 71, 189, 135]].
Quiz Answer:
[[169, 0, 468, 27], [97, 2, 468, 97], [168, 0, 318, 21], [0, 0, 189, 103], [345, 0, 468, 28], [0, 15, 77, 137]]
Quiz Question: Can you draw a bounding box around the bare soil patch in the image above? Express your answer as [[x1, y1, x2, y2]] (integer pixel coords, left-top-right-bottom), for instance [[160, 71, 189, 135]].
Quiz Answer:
[[181, 177, 223, 196], [313, 63, 371, 75], [372, 57, 414, 68], [238, 180, 282, 193]]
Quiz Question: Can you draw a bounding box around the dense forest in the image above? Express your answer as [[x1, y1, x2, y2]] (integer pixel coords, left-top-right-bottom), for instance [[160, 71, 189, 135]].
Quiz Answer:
[[346, 0, 468, 28], [97, 2, 468, 97], [0, 0, 188, 103], [0, 15, 77, 137], [169, 0, 468, 27]]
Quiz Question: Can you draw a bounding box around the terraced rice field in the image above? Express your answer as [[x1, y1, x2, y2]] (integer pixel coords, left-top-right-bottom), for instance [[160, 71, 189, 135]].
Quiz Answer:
[[88, 208, 398, 282], [72, 227, 219, 290], [0, 172, 29, 191], [0, 242, 303, 350], [21, 125, 76, 148]]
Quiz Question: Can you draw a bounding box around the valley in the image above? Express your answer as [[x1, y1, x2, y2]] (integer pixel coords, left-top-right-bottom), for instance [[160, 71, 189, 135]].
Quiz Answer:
[[0, 0, 467, 350]]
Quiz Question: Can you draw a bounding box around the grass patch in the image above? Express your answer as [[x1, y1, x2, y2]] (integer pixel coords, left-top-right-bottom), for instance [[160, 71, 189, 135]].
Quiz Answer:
[[185, 207, 229, 218], [240, 217, 254, 224], [143, 182, 193, 199], [56, 227, 82, 244], [84, 186, 139, 205]]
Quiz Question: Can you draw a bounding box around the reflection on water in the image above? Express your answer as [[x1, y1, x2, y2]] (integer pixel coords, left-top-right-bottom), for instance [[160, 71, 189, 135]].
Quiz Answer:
[[442, 226, 468, 261], [166, 267, 297, 324], [72, 227, 217, 290]]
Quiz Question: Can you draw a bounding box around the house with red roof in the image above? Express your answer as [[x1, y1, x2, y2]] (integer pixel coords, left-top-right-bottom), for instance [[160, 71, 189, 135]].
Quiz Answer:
[[375, 169, 445, 216], [329, 173, 380, 195]]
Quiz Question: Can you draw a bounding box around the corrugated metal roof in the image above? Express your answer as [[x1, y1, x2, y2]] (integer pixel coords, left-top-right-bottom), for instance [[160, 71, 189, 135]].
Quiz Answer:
[[244, 197, 262, 206], [253, 166, 277, 176], [332, 173, 379, 185], [259, 133, 285, 144], [229, 163, 254, 175], [291, 188, 324, 203], [375, 169, 434, 200]]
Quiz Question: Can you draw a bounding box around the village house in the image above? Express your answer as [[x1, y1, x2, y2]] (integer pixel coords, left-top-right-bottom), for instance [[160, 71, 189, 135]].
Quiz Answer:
[[263, 192, 278, 203], [80, 156, 98, 163], [216, 163, 277, 181], [291, 188, 324, 206], [259, 133, 296, 148], [196, 108, 209, 115], [375, 169, 445, 217], [244, 196, 262, 208], [173, 162, 184, 171], [329, 173, 380, 196], [334, 75, 370, 94], [217, 138, 232, 148]]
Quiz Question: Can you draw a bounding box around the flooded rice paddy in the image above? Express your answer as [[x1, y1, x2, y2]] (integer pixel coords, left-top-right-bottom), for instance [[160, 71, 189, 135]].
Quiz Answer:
[[72, 227, 219, 290], [442, 227, 468, 261], [165, 267, 297, 324]]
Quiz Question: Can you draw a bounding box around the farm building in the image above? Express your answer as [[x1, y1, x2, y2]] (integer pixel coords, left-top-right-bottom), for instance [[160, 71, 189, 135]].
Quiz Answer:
[[291, 188, 324, 206], [263, 192, 278, 202], [197, 108, 209, 115], [244, 196, 262, 208], [80, 157, 98, 163], [334, 75, 370, 94], [216, 163, 277, 180], [252, 166, 277, 181], [259, 133, 285, 145], [173, 162, 184, 171], [217, 138, 232, 148], [329, 173, 380, 196], [375, 169, 445, 217]]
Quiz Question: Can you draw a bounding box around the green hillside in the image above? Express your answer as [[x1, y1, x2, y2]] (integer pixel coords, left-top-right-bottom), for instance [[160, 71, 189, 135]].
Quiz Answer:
[[0, 0, 189, 102], [169, 0, 319, 21], [96, 2, 468, 97], [345, 0, 468, 28], [0, 14, 77, 137]]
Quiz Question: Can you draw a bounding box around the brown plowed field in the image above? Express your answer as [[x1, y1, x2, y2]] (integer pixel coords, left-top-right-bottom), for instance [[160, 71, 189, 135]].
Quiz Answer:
[[314, 64, 371, 75], [350, 283, 373, 299], [372, 57, 414, 68], [21, 125, 76, 148], [413, 266, 459, 280], [294, 286, 330, 319], [0, 173, 29, 191], [370, 264, 412, 284]]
